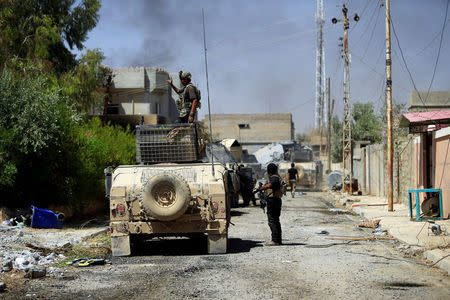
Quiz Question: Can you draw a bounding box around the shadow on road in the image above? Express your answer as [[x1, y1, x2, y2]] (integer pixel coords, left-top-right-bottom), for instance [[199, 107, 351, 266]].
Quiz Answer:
[[228, 238, 263, 253], [230, 210, 249, 216], [130, 236, 263, 256]]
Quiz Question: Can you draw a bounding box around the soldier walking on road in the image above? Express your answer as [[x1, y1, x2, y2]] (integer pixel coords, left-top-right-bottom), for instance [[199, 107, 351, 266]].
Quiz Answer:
[[168, 71, 200, 123], [254, 163, 283, 246], [286, 163, 299, 198]]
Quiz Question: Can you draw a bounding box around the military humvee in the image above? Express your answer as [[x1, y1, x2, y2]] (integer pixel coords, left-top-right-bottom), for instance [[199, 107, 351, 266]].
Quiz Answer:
[[106, 123, 231, 256]]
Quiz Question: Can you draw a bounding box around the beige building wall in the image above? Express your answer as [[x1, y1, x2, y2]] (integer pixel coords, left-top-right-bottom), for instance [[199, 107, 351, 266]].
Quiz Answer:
[[205, 113, 294, 144]]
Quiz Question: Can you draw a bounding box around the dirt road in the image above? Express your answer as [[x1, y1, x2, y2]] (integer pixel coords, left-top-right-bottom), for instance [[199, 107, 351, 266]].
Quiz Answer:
[[5, 192, 450, 299]]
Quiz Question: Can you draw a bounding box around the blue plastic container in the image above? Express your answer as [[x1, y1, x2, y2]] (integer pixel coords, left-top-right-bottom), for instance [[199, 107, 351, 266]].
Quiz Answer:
[[30, 206, 64, 229]]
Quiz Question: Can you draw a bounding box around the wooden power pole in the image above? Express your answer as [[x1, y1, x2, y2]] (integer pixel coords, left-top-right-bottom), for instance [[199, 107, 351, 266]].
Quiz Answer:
[[385, 0, 394, 211]]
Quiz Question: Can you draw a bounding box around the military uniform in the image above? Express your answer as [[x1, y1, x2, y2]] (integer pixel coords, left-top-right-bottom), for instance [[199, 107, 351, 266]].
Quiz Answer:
[[287, 167, 298, 197], [239, 171, 256, 206], [176, 83, 199, 123], [266, 174, 283, 244]]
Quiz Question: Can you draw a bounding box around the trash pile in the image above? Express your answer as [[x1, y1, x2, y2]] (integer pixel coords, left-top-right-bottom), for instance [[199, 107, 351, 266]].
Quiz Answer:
[[1, 206, 64, 229], [1, 248, 65, 278]]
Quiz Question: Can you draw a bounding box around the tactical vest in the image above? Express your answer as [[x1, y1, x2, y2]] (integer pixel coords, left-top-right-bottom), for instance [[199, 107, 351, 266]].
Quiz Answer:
[[176, 83, 199, 118], [267, 174, 284, 198]]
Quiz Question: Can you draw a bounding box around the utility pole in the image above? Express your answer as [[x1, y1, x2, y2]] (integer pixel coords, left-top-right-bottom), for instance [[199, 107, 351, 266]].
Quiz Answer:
[[332, 4, 359, 194], [320, 91, 324, 156], [327, 78, 331, 173], [385, 0, 394, 211]]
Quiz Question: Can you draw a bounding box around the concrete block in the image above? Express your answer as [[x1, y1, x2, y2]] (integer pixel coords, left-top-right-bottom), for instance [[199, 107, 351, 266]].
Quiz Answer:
[[423, 249, 450, 275]]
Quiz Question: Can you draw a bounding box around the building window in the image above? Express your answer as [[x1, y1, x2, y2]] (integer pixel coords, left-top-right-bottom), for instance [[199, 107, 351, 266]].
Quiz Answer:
[[238, 123, 250, 129]]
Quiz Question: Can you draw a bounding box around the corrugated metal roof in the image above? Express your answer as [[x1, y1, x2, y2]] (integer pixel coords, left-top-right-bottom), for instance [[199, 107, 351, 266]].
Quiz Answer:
[[400, 110, 450, 127]]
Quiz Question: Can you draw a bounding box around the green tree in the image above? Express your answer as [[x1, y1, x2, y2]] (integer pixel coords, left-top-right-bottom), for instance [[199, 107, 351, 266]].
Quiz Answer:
[[59, 49, 111, 112], [0, 0, 101, 73], [378, 99, 408, 141], [352, 102, 383, 143], [331, 116, 343, 163], [295, 133, 311, 145]]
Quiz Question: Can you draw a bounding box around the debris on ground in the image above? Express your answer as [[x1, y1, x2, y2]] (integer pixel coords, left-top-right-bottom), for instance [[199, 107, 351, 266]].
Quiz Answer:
[[331, 182, 343, 191], [0, 282, 6, 292], [316, 230, 329, 235], [373, 228, 387, 236], [66, 258, 111, 267], [358, 219, 381, 228], [24, 266, 46, 279], [25, 242, 72, 255], [329, 208, 348, 214], [327, 236, 395, 241]]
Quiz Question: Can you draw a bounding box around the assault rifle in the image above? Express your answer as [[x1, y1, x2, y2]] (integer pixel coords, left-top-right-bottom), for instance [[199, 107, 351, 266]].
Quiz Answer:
[[256, 182, 268, 213]]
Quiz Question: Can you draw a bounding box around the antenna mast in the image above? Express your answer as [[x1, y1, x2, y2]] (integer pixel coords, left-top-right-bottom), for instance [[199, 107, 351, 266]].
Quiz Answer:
[[202, 8, 215, 177], [315, 0, 326, 130]]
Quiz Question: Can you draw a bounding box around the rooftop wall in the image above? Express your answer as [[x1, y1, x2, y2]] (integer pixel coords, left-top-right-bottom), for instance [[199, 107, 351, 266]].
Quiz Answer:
[[205, 113, 294, 143], [409, 91, 450, 111]]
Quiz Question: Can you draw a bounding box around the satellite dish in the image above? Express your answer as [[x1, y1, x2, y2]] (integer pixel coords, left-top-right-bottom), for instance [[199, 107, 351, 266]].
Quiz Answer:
[[332, 18, 338, 24]]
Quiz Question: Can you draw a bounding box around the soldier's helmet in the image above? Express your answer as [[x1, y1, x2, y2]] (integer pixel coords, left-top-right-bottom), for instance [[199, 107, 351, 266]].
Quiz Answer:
[[267, 163, 278, 175], [179, 70, 192, 80]]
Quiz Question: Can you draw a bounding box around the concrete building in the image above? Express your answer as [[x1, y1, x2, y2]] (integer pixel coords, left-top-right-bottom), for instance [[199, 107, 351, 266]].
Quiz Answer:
[[204, 113, 295, 153], [106, 67, 181, 122], [408, 91, 450, 112], [401, 110, 450, 219]]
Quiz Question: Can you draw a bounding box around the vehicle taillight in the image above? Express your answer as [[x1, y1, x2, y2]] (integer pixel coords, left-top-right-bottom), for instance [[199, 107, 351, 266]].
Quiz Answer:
[[117, 204, 126, 216]]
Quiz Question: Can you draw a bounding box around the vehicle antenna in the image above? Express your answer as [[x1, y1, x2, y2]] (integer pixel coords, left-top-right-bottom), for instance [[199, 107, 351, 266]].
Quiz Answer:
[[202, 8, 215, 178]]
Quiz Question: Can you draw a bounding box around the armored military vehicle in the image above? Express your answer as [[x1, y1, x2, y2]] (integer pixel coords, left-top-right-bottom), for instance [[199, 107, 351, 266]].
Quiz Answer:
[[106, 123, 231, 256]]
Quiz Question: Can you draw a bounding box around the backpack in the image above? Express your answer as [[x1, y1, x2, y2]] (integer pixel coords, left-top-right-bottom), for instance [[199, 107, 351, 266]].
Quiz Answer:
[[186, 83, 201, 101], [268, 174, 287, 198]]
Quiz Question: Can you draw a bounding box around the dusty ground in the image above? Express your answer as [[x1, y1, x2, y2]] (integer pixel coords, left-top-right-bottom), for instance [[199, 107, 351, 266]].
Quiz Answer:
[[2, 192, 450, 299]]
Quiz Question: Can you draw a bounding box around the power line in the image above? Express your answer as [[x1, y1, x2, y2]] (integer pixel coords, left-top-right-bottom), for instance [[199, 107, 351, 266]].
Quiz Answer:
[[353, 0, 381, 48], [423, 0, 450, 105], [391, 19, 429, 111], [361, 2, 382, 59], [349, 0, 372, 33]]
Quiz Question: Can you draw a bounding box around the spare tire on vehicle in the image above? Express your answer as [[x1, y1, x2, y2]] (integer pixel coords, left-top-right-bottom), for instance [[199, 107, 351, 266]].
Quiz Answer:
[[142, 172, 191, 221]]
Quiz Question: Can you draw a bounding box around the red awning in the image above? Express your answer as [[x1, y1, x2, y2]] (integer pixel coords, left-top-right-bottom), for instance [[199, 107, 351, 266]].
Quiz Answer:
[[400, 110, 450, 127]]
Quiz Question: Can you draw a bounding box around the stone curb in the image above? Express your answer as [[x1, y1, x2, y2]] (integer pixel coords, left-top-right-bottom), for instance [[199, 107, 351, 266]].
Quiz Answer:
[[423, 249, 450, 275], [81, 227, 109, 241]]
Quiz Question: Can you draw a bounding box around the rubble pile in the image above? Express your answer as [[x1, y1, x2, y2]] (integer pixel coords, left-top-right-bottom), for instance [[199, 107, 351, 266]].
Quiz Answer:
[[253, 143, 285, 170], [1, 247, 65, 277]]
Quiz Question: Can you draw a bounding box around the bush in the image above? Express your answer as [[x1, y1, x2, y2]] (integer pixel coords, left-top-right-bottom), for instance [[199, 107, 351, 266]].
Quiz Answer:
[[0, 69, 135, 210], [71, 118, 135, 207]]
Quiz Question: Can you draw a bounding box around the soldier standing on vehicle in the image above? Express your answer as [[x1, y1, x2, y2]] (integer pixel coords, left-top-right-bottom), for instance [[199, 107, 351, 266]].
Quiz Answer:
[[254, 163, 283, 246], [286, 163, 299, 198], [168, 71, 200, 123]]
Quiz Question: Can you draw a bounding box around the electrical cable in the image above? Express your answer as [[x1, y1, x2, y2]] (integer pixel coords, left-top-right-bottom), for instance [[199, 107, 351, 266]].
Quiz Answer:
[[353, 0, 381, 48], [391, 19, 429, 111], [349, 0, 372, 34], [361, 2, 382, 59], [423, 0, 449, 105]]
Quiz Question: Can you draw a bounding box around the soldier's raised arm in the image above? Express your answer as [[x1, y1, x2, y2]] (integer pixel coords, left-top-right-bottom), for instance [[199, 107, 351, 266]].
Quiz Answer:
[[168, 77, 180, 93]]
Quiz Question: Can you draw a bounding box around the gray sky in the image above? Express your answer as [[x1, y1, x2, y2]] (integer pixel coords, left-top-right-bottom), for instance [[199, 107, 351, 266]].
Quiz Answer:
[[81, 0, 450, 133]]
